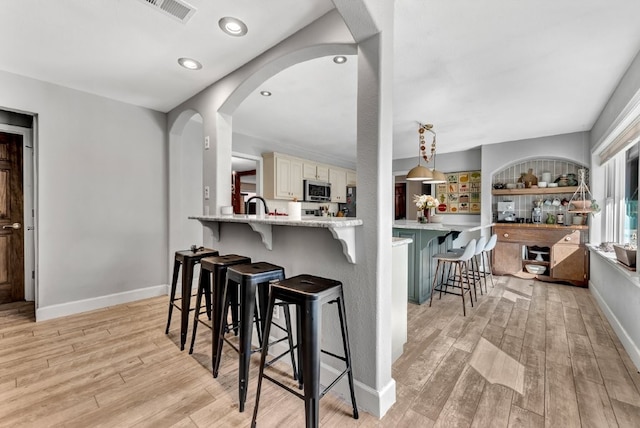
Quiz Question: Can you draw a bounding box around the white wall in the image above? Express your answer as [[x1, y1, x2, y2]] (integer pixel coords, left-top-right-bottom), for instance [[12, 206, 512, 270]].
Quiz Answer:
[[0, 70, 168, 318], [179, 118, 204, 249]]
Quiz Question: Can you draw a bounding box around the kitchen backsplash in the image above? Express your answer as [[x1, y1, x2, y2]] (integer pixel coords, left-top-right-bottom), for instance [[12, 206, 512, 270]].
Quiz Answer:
[[492, 159, 588, 221]]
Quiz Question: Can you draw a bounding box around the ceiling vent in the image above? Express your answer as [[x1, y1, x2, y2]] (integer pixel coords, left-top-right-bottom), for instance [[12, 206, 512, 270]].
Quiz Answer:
[[136, 0, 196, 24]]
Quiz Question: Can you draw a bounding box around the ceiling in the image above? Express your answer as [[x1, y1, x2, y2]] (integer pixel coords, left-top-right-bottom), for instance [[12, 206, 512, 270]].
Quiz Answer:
[[2, 0, 640, 165]]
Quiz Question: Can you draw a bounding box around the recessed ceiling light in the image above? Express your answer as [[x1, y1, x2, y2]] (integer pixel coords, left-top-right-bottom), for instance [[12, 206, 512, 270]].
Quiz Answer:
[[219, 17, 248, 37], [333, 56, 347, 64], [178, 57, 202, 70], [260, 91, 272, 97]]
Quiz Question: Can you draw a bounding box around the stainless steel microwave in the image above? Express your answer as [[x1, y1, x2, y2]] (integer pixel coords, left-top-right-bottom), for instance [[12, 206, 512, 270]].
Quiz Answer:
[[304, 180, 331, 202]]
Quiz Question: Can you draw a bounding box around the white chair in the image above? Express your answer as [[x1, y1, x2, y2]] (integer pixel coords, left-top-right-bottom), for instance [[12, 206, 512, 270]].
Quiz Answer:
[[430, 239, 476, 316], [481, 234, 497, 288]]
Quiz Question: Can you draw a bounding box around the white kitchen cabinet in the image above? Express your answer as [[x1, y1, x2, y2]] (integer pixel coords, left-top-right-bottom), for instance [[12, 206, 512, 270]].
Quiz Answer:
[[263, 153, 303, 200], [303, 162, 329, 182], [346, 170, 357, 186], [329, 168, 347, 202]]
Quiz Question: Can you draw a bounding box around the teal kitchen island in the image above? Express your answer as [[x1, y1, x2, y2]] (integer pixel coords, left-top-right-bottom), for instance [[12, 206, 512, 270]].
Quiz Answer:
[[392, 221, 486, 304]]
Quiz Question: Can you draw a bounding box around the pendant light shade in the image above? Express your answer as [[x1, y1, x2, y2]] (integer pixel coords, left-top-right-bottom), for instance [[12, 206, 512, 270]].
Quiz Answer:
[[406, 164, 433, 181], [429, 168, 447, 183]]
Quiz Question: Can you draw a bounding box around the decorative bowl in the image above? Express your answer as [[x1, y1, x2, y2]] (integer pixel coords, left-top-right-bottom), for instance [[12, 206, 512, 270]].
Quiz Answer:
[[548, 183, 558, 188], [430, 214, 444, 223], [571, 200, 592, 210], [525, 264, 546, 275], [537, 181, 547, 188]]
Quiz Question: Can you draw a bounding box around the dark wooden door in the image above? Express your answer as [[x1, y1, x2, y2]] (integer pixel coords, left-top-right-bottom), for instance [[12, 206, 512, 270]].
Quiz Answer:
[[395, 183, 406, 220], [0, 132, 24, 303]]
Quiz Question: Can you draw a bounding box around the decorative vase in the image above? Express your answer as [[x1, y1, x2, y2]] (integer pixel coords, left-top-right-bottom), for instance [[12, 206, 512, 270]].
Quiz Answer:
[[417, 210, 426, 223], [424, 208, 432, 223]]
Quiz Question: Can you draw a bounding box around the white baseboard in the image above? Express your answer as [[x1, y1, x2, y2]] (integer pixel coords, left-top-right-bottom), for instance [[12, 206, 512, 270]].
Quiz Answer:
[[36, 284, 169, 321], [269, 338, 395, 419], [589, 281, 640, 371]]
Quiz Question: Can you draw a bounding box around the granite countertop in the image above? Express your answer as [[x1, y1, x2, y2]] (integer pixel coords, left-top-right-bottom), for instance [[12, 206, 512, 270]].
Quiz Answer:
[[393, 220, 488, 232], [190, 214, 363, 228], [392, 237, 413, 247]]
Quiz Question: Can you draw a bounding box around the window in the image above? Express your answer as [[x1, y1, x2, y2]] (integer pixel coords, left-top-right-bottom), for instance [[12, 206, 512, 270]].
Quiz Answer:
[[624, 144, 638, 244], [603, 142, 639, 245]]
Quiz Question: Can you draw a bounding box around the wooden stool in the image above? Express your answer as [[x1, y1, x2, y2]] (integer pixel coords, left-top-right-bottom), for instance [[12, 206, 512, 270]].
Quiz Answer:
[[165, 247, 219, 350], [251, 274, 359, 428], [188, 254, 251, 356]]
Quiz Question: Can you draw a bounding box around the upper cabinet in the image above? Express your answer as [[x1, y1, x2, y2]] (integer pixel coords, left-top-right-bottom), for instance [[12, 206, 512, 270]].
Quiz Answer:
[[346, 170, 357, 186], [263, 153, 303, 200], [263, 152, 356, 202], [329, 168, 347, 202], [303, 162, 329, 182]]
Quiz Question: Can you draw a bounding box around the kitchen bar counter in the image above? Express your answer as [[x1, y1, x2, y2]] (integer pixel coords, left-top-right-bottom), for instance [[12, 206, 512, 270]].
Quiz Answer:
[[190, 214, 363, 263], [392, 221, 488, 304]]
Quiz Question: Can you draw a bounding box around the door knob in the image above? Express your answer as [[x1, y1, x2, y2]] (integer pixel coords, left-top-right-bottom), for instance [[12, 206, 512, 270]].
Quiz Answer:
[[2, 223, 21, 230]]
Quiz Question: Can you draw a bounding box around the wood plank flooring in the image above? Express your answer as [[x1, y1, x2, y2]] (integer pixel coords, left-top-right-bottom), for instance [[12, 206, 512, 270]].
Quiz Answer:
[[0, 276, 639, 427]]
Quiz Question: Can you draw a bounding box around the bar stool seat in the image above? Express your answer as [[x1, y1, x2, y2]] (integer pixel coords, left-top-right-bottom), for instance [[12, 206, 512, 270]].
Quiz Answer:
[[252, 274, 359, 428], [188, 254, 251, 355], [217, 262, 297, 412], [165, 247, 219, 350]]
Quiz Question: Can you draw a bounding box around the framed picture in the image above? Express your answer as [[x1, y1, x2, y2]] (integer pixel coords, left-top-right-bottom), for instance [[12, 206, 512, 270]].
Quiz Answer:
[[435, 170, 481, 214]]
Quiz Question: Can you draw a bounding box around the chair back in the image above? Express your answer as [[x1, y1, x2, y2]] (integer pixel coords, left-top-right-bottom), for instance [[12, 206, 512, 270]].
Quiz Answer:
[[474, 236, 486, 256], [484, 234, 497, 252], [459, 239, 476, 262]]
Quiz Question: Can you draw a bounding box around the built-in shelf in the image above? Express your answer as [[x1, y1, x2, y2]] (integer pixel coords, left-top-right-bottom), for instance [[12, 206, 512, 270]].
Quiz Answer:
[[492, 186, 579, 196]]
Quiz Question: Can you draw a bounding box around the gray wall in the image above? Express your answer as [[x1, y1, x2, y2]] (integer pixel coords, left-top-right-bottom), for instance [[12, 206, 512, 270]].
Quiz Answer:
[[0, 69, 168, 317]]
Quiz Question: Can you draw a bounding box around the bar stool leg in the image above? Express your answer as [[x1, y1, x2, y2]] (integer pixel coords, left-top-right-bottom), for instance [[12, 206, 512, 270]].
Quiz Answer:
[[300, 299, 321, 428], [213, 276, 233, 378], [238, 280, 258, 412], [250, 296, 276, 428], [282, 304, 299, 381], [180, 260, 194, 351], [336, 292, 359, 419], [165, 259, 181, 334], [189, 268, 210, 354]]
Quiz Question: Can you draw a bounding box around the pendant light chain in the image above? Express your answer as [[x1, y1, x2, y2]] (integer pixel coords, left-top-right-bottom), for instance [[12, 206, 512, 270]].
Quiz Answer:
[[419, 123, 437, 163]]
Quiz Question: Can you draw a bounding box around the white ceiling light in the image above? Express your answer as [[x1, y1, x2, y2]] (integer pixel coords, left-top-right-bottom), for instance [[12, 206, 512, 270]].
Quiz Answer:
[[333, 56, 347, 64], [260, 90, 272, 96], [177, 57, 202, 70], [219, 17, 248, 37]]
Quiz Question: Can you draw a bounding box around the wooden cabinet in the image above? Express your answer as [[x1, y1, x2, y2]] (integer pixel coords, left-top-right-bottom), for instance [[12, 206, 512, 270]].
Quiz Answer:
[[263, 153, 303, 200], [492, 224, 589, 287], [329, 168, 347, 202], [303, 162, 329, 182]]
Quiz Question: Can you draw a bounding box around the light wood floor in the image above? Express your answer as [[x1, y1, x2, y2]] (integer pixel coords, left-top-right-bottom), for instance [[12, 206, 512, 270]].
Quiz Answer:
[[0, 276, 639, 427]]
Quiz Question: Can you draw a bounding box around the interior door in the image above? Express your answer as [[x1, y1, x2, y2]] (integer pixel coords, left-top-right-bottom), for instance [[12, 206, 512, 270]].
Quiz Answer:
[[0, 132, 24, 303]]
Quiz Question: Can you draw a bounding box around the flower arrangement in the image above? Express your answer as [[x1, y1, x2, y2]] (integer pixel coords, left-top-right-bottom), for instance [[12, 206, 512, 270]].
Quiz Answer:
[[413, 194, 439, 210]]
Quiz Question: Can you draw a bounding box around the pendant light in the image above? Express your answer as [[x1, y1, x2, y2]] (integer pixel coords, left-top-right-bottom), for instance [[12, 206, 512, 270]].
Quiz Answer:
[[407, 123, 446, 182]]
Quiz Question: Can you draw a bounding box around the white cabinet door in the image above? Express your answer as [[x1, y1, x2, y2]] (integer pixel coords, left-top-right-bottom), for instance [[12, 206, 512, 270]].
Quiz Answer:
[[346, 170, 357, 186], [330, 168, 347, 202], [290, 158, 303, 200], [275, 156, 293, 199], [317, 165, 329, 182], [303, 163, 317, 180]]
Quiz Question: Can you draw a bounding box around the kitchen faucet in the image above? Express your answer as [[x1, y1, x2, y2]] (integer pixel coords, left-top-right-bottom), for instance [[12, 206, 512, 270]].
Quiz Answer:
[[245, 196, 269, 215]]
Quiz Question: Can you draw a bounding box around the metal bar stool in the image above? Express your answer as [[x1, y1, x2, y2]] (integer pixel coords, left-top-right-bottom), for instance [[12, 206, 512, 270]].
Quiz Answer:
[[431, 239, 476, 316], [165, 247, 219, 350], [251, 274, 359, 428], [216, 262, 298, 412], [188, 254, 251, 355]]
